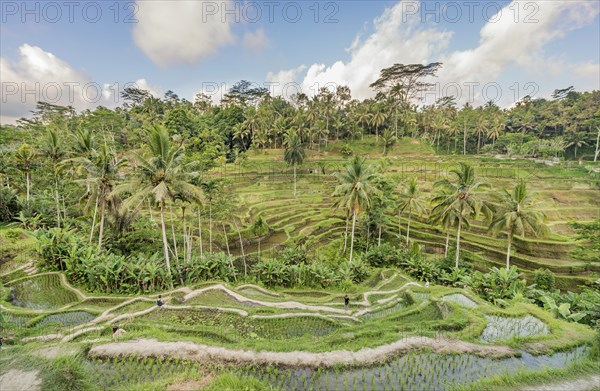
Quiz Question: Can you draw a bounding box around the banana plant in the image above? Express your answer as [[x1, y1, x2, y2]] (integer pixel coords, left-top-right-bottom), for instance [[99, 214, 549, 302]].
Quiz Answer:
[[540, 295, 587, 322]]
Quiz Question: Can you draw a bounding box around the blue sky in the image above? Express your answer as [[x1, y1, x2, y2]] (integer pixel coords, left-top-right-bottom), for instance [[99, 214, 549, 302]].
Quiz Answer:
[[1, 1, 599, 123]]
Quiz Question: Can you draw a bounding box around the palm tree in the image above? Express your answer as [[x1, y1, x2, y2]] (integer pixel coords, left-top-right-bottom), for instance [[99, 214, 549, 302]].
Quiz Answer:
[[432, 163, 493, 268], [381, 129, 397, 154], [14, 143, 36, 201], [42, 128, 65, 227], [252, 216, 269, 260], [489, 180, 548, 270], [332, 156, 379, 262], [64, 143, 126, 251], [114, 125, 203, 288], [428, 186, 460, 258], [284, 132, 305, 197], [370, 104, 387, 142], [397, 178, 427, 246], [200, 180, 221, 253]]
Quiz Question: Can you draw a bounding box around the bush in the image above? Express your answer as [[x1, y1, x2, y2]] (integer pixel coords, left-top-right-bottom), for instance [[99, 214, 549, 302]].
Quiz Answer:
[[43, 355, 93, 391], [0, 186, 20, 222], [365, 243, 402, 267], [534, 268, 556, 291]]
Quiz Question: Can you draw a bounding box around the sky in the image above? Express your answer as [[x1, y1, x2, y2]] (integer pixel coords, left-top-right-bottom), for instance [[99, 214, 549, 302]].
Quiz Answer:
[[1, 0, 599, 124]]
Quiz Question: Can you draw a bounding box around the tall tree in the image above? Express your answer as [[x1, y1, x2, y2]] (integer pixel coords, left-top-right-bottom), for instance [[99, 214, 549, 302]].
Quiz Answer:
[[332, 156, 379, 262], [432, 163, 493, 267], [65, 143, 126, 251], [114, 125, 203, 288], [397, 178, 427, 246], [489, 180, 548, 270], [283, 132, 305, 197], [14, 143, 36, 201], [252, 216, 269, 260], [42, 128, 65, 227]]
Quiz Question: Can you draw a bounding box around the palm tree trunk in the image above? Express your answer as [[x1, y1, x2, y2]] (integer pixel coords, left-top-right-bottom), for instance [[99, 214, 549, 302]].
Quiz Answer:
[[234, 221, 246, 276], [54, 176, 61, 228], [378, 225, 382, 246], [398, 211, 402, 237], [222, 223, 231, 256], [148, 200, 154, 222], [444, 229, 450, 258], [97, 194, 106, 252], [506, 234, 512, 270], [463, 125, 467, 155], [395, 106, 398, 139], [89, 194, 99, 243], [406, 211, 412, 246], [343, 215, 349, 253], [160, 201, 174, 289], [209, 203, 212, 253], [455, 215, 462, 268], [197, 208, 203, 258], [182, 206, 187, 260], [594, 126, 600, 162], [25, 172, 31, 201], [349, 208, 357, 263], [170, 204, 178, 261], [477, 131, 481, 154], [293, 164, 297, 197]]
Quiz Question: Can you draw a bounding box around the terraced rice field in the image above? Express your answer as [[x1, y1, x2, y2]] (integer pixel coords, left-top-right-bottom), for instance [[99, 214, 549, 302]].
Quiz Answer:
[[480, 315, 549, 342]]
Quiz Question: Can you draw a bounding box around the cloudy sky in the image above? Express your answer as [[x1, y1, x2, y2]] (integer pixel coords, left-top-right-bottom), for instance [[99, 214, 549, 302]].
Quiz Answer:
[[1, 0, 599, 123]]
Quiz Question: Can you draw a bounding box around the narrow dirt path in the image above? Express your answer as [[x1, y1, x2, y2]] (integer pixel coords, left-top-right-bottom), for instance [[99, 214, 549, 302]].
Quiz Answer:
[[521, 375, 600, 391], [88, 336, 515, 368]]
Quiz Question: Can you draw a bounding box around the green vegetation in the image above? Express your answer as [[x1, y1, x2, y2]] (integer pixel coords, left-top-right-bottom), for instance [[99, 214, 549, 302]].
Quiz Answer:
[[0, 70, 599, 390]]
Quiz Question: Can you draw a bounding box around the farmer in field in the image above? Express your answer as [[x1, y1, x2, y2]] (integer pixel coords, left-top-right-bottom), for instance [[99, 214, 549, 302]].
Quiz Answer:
[[112, 326, 127, 340], [157, 295, 164, 308], [344, 295, 350, 309]]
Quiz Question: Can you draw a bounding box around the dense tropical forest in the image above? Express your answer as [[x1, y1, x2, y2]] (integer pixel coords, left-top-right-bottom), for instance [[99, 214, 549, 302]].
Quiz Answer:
[[1, 63, 599, 390]]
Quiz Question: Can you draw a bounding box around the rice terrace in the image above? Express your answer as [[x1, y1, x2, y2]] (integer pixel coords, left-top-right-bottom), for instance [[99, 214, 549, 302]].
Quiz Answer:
[[1, 1, 600, 390]]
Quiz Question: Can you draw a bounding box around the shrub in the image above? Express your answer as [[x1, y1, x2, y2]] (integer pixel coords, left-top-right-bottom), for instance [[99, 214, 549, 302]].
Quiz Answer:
[[43, 355, 93, 391], [0, 186, 20, 222], [365, 243, 402, 267], [534, 268, 556, 291]]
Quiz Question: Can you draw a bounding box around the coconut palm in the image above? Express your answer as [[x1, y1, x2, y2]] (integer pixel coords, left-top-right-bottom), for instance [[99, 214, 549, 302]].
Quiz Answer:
[[41, 128, 65, 227], [284, 131, 305, 197], [489, 179, 549, 270], [429, 187, 459, 258], [252, 216, 269, 260], [381, 129, 397, 154], [370, 104, 387, 142], [397, 178, 427, 246], [64, 143, 127, 251], [113, 125, 203, 288], [432, 163, 493, 268], [14, 143, 36, 201], [332, 156, 379, 262], [200, 179, 221, 253]]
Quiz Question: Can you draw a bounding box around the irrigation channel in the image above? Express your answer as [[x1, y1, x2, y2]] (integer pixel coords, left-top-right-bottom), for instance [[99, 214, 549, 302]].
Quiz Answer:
[[87, 347, 588, 390]]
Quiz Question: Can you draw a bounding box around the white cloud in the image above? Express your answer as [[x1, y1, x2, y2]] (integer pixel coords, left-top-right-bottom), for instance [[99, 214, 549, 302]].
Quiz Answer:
[[265, 65, 307, 97], [571, 61, 600, 82], [243, 28, 269, 53], [437, 1, 600, 98], [269, 0, 599, 107], [1, 44, 92, 123], [133, 0, 236, 67], [0, 44, 161, 124], [293, 2, 453, 100]]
